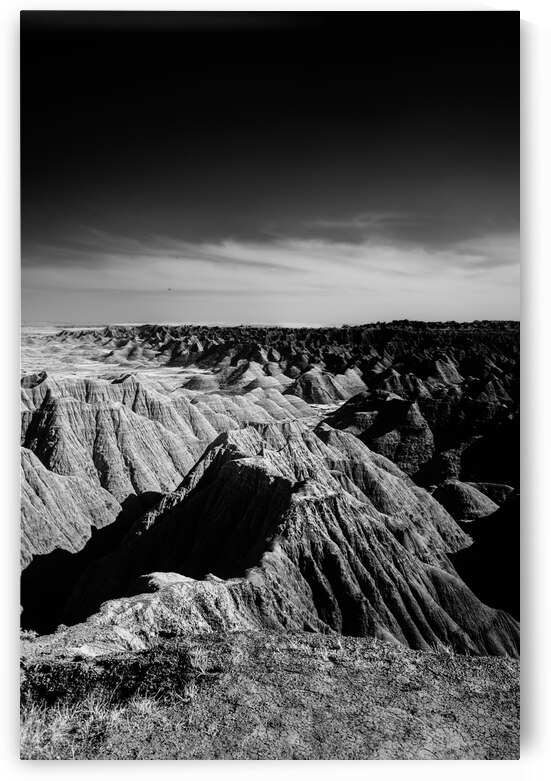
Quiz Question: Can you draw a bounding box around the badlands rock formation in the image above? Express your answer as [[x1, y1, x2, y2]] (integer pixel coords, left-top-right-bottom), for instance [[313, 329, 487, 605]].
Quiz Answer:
[[51, 421, 517, 658], [21, 374, 313, 556], [26, 320, 518, 484], [431, 479, 500, 520], [20, 321, 519, 659]]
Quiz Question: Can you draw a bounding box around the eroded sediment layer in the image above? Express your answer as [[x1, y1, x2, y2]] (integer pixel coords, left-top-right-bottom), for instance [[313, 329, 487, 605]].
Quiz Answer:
[[20, 321, 519, 658]]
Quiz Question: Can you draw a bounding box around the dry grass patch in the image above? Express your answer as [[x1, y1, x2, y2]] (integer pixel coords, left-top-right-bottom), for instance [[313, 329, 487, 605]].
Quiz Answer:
[[20, 631, 520, 760], [20, 691, 191, 760], [21, 693, 123, 760]]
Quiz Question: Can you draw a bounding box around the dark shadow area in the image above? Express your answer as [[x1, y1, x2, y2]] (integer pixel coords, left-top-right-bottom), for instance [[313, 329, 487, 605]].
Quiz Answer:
[[451, 494, 520, 620], [460, 415, 520, 488], [413, 414, 520, 488], [62, 456, 296, 627], [20, 491, 164, 635]]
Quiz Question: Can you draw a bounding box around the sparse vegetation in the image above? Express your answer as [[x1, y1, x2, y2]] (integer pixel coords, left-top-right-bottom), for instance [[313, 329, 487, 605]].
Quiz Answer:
[[20, 631, 520, 760], [20, 638, 222, 760], [20, 692, 183, 760]]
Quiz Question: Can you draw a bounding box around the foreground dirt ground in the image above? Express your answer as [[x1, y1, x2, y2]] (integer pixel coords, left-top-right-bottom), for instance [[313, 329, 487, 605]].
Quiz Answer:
[[20, 630, 519, 760]]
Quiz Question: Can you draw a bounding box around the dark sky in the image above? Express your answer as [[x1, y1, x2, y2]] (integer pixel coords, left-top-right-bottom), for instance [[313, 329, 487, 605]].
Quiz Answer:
[[21, 11, 520, 324]]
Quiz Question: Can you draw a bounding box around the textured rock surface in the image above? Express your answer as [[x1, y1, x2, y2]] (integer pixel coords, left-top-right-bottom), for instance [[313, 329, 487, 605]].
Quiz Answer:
[[431, 479, 499, 521], [465, 482, 515, 506], [285, 366, 367, 404], [325, 392, 435, 474], [20, 321, 519, 661], [20, 374, 314, 562], [21, 448, 122, 568], [22, 321, 519, 489], [53, 421, 518, 657]]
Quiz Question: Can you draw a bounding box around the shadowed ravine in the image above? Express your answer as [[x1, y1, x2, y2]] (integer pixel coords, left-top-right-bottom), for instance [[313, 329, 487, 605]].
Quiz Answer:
[[20, 492, 163, 634]]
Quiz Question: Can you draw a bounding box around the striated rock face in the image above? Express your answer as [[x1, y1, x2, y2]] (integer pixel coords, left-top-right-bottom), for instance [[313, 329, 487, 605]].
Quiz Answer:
[[431, 479, 499, 521], [20, 374, 314, 506], [325, 392, 435, 475], [285, 366, 367, 404], [326, 384, 518, 485], [20, 321, 519, 659], [27, 320, 519, 405], [55, 421, 518, 657], [22, 321, 518, 482], [19, 372, 317, 633], [21, 448, 122, 568], [465, 482, 515, 506]]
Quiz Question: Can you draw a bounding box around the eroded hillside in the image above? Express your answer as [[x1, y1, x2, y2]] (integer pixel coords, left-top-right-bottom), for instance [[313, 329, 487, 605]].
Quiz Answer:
[[20, 322, 519, 644]]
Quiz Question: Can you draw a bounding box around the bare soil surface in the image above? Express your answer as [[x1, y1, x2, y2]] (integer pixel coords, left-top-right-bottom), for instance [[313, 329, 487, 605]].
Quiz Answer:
[[21, 630, 519, 760]]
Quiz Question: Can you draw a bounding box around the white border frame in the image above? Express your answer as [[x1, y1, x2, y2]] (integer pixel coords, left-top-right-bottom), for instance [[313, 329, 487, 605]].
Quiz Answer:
[[3, 2, 549, 777]]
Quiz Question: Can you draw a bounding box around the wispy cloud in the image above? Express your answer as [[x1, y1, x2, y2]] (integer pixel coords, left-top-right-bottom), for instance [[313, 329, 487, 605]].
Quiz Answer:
[[23, 229, 300, 273], [441, 233, 520, 270], [306, 211, 426, 231], [22, 227, 519, 324]]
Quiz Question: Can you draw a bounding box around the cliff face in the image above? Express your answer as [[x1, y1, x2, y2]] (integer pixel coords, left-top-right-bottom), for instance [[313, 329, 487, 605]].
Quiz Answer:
[[20, 321, 519, 658], [21, 447, 122, 568], [20, 374, 314, 560], [324, 375, 517, 484], [50, 421, 517, 658]]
